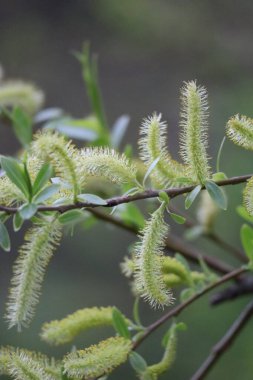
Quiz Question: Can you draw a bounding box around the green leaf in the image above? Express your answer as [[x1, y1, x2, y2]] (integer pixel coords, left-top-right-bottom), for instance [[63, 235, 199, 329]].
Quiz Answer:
[[77, 193, 107, 205], [205, 180, 227, 210], [175, 253, 190, 272], [33, 184, 60, 204], [240, 224, 253, 262], [185, 185, 201, 209], [237, 206, 253, 224], [0, 220, 10, 251], [212, 172, 227, 181], [32, 163, 54, 196], [10, 107, 32, 147], [129, 352, 147, 374], [133, 298, 142, 327], [112, 307, 130, 339], [120, 203, 145, 229], [58, 209, 85, 225], [158, 191, 170, 204], [13, 212, 24, 232], [1, 156, 30, 199], [18, 203, 38, 220], [169, 212, 186, 224], [111, 115, 130, 148], [142, 156, 160, 187]]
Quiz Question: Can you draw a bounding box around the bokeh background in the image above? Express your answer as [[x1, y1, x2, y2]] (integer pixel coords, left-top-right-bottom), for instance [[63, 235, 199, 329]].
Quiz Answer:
[[1, 1, 253, 379]]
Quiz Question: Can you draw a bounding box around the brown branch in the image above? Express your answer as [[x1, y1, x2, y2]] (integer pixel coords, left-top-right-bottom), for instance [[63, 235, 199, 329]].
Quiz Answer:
[[211, 276, 253, 305], [169, 205, 247, 263], [191, 298, 253, 380], [133, 267, 247, 350], [0, 173, 251, 214], [89, 208, 233, 274]]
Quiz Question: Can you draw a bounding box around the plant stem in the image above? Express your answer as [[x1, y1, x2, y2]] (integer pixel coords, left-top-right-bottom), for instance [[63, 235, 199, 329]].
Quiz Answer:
[[0, 173, 251, 214], [132, 267, 247, 350], [191, 298, 253, 380]]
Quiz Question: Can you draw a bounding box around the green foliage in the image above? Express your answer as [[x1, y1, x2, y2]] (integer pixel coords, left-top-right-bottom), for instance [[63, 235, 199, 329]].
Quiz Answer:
[[1, 47, 253, 380]]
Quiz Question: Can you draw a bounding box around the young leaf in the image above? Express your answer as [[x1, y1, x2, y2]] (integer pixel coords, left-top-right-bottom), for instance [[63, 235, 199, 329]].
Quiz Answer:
[[0, 220, 10, 251], [212, 172, 227, 181], [13, 212, 24, 232], [205, 180, 227, 210], [112, 307, 130, 339], [129, 352, 147, 374], [111, 115, 130, 148], [240, 224, 253, 262], [33, 184, 60, 204], [18, 203, 38, 220], [169, 212, 186, 224], [10, 107, 32, 147], [158, 191, 170, 204], [77, 193, 107, 205], [32, 163, 53, 196], [185, 185, 201, 209], [58, 210, 85, 225], [142, 156, 160, 187], [1, 156, 30, 199]]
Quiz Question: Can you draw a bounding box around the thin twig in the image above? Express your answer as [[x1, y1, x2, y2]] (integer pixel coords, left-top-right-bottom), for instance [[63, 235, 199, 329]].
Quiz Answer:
[[211, 276, 253, 305], [133, 267, 247, 350], [169, 205, 246, 263], [89, 208, 233, 274], [0, 173, 251, 214], [191, 298, 253, 380]]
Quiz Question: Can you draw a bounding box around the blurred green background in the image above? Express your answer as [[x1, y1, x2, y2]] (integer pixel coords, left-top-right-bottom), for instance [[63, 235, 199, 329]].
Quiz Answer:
[[1, 1, 253, 379]]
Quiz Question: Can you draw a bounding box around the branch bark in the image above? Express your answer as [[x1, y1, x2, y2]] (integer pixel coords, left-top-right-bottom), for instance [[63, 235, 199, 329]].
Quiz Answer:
[[191, 298, 253, 380]]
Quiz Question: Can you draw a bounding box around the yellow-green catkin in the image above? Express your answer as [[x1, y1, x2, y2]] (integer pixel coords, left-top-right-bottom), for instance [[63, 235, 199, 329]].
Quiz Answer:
[[243, 177, 253, 216], [0, 347, 59, 380], [76, 147, 137, 185], [142, 323, 178, 380], [0, 80, 44, 114], [226, 114, 253, 150], [41, 307, 116, 345], [6, 218, 62, 330], [139, 113, 188, 187], [31, 131, 80, 199], [180, 81, 211, 184], [134, 203, 173, 308], [63, 336, 132, 379]]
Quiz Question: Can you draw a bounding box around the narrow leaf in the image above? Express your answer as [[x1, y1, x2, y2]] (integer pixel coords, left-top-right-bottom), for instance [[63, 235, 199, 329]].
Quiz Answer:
[[112, 307, 130, 339], [143, 156, 160, 187], [33, 163, 53, 196], [33, 184, 60, 204], [19, 203, 38, 220], [1, 156, 30, 198], [111, 115, 130, 148], [77, 193, 107, 205], [10, 107, 32, 147], [129, 352, 147, 374], [169, 212, 186, 224], [240, 224, 253, 261], [58, 210, 85, 225], [185, 185, 201, 209], [237, 206, 253, 224], [205, 180, 227, 210], [0, 220, 10, 251], [13, 212, 24, 232]]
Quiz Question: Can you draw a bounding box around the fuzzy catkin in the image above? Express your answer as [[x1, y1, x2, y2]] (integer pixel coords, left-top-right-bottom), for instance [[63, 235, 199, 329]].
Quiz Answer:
[[180, 81, 211, 184]]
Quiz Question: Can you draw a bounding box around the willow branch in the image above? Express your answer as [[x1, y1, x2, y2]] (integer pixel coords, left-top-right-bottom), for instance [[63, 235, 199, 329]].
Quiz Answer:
[[191, 298, 253, 380], [0, 173, 251, 214], [89, 208, 233, 274], [133, 267, 247, 350], [169, 205, 246, 263], [211, 276, 253, 305]]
